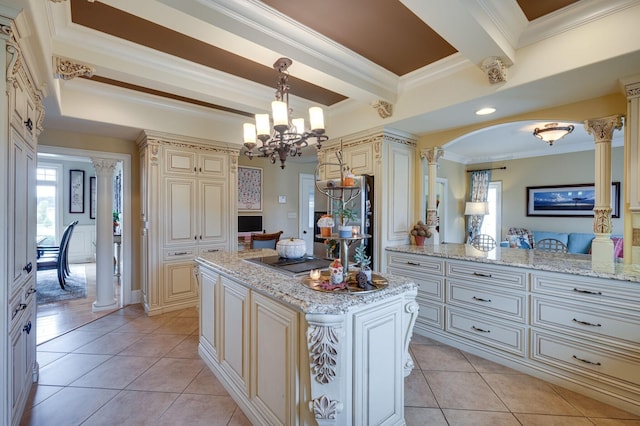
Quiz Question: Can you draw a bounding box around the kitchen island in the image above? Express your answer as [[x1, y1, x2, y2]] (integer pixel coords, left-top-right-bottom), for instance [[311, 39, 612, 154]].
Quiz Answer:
[[386, 243, 640, 415], [195, 249, 418, 425]]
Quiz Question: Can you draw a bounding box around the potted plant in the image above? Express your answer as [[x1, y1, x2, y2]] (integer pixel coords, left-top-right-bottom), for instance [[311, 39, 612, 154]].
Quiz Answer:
[[354, 243, 372, 280], [333, 204, 358, 237]]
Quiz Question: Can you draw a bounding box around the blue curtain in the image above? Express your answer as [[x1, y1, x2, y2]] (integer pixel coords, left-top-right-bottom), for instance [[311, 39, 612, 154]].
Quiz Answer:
[[467, 170, 491, 240]]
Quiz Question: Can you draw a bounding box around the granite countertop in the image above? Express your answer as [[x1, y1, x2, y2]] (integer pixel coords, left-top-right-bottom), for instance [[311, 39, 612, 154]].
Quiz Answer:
[[195, 249, 417, 315], [386, 243, 640, 283]]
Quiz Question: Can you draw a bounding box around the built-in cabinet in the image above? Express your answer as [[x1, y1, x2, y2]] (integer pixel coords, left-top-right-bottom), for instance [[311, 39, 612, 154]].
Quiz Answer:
[[138, 131, 239, 315], [318, 129, 416, 271], [386, 249, 640, 415], [2, 15, 43, 426]]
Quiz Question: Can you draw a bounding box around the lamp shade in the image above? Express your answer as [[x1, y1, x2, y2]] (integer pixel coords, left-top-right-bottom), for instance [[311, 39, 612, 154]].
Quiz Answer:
[[464, 201, 489, 215], [533, 123, 574, 145]]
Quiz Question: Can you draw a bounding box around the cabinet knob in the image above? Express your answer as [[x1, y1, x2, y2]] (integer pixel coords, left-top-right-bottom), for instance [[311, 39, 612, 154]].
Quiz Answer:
[[23, 262, 33, 273], [24, 118, 33, 131], [12, 303, 27, 320], [23, 321, 32, 335], [27, 287, 37, 295]]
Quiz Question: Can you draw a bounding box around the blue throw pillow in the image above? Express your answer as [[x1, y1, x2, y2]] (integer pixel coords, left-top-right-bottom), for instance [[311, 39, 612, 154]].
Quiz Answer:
[[519, 237, 530, 249], [567, 233, 595, 254]]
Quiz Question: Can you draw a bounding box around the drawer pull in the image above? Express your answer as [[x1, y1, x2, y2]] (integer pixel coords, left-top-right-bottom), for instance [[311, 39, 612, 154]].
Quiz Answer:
[[572, 355, 601, 366], [573, 288, 602, 295], [173, 251, 189, 256], [204, 249, 219, 253], [23, 262, 33, 273], [473, 272, 492, 278], [406, 261, 420, 266], [472, 296, 492, 302], [471, 325, 490, 333], [572, 318, 601, 327]]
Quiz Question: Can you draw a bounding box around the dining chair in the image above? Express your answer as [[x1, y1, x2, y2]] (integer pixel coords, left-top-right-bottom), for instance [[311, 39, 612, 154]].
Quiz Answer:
[[534, 238, 568, 253], [250, 231, 283, 249], [37, 220, 78, 289], [470, 233, 497, 251]]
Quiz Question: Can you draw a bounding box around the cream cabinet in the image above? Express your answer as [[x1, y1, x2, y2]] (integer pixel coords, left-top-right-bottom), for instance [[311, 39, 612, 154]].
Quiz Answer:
[[138, 131, 239, 315], [318, 129, 417, 271], [2, 16, 43, 426]]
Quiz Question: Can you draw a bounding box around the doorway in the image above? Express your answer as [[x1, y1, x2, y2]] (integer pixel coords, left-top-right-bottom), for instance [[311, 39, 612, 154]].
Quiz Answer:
[[299, 173, 315, 255]]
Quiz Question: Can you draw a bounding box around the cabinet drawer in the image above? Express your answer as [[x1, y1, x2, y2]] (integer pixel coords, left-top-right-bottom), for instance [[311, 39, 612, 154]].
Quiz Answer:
[[446, 260, 527, 290], [532, 330, 640, 389], [446, 308, 526, 356], [387, 253, 444, 275], [532, 271, 640, 310], [415, 299, 444, 330], [447, 281, 526, 323], [532, 296, 640, 350], [388, 266, 444, 302]]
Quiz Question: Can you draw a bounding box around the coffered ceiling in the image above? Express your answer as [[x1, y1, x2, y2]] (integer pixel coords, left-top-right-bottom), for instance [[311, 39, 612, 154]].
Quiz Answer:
[[11, 0, 640, 162]]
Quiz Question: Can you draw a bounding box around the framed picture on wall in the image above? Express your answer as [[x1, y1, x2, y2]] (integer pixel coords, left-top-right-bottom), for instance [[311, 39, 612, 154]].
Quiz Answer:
[[69, 169, 85, 213], [526, 182, 620, 217], [90, 176, 97, 219], [238, 166, 263, 212]]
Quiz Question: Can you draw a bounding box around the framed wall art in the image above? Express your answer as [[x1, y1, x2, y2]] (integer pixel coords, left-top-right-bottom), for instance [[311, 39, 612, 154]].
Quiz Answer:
[[90, 176, 97, 219], [526, 182, 620, 218], [69, 169, 85, 213], [238, 166, 263, 212]]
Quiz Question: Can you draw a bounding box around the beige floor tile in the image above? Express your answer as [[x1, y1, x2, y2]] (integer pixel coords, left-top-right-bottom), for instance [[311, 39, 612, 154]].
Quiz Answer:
[[77, 315, 134, 333], [81, 390, 180, 426], [118, 333, 187, 357], [411, 333, 444, 346], [404, 368, 438, 408], [72, 332, 144, 355], [154, 394, 239, 426], [227, 407, 253, 425], [113, 315, 171, 333], [411, 344, 475, 372], [24, 384, 63, 408], [184, 368, 230, 395], [404, 407, 448, 426], [153, 316, 199, 335], [38, 353, 112, 386], [590, 419, 640, 425], [127, 357, 205, 392], [552, 386, 640, 419], [483, 373, 581, 416], [20, 386, 118, 426], [462, 351, 520, 374], [165, 334, 200, 358], [443, 409, 521, 425], [514, 412, 597, 425], [36, 351, 66, 368], [425, 371, 508, 411], [36, 330, 105, 353], [70, 355, 159, 389]]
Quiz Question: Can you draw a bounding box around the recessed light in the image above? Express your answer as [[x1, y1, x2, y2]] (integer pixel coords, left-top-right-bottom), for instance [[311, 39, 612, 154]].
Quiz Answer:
[[476, 107, 496, 115]]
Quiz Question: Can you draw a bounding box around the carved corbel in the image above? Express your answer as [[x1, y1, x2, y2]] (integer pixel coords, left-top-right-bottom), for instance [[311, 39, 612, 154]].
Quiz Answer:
[[372, 100, 393, 119], [481, 57, 508, 84], [309, 395, 343, 420], [307, 324, 340, 384], [54, 56, 95, 80]]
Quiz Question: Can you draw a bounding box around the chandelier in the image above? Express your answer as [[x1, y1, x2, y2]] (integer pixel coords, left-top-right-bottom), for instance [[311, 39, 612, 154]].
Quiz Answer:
[[242, 58, 329, 169], [533, 122, 574, 146]]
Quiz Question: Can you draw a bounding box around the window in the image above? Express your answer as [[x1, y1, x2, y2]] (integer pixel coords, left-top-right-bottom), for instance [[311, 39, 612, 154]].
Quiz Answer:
[[479, 181, 502, 242], [37, 164, 63, 245]]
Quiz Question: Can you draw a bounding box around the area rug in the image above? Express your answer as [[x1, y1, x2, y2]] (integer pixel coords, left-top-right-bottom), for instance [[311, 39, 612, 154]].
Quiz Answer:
[[37, 264, 87, 305]]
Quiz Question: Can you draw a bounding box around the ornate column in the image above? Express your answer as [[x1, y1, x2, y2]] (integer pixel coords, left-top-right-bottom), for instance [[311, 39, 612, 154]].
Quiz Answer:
[[420, 147, 444, 245], [91, 157, 119, 311], [584, 115, 623, 272], [622, 76, 640, 265]]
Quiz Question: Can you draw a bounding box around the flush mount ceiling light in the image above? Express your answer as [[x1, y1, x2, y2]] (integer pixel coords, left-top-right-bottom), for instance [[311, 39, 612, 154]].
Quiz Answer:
[[242, 57, 328, 169], [475, 107, 496, 116], [533, 122, 574, 146]]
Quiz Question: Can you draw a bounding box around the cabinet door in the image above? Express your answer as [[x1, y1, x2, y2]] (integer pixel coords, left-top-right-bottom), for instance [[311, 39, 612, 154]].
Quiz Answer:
[[220, 277, 250, 396], [199, 269, 219, 359], [345, 144, 374, 175], [163, 261, 198, 305], [199, 179, 227, 244], [164, 178, 197, 245], [250, 293, 298, 425], [164, 148, 196, 175], [199, 153, 226, 177]]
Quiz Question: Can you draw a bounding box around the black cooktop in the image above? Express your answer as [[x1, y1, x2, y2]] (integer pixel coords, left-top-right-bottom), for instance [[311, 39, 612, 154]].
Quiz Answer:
[[245, 255, 330, 276]]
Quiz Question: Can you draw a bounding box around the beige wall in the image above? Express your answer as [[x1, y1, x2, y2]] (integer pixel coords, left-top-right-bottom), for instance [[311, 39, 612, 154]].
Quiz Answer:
[[238, 155, 317, 238], [38, 129, 141, 291]]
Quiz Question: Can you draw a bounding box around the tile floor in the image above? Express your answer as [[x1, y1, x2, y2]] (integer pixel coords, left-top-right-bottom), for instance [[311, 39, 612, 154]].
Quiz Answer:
[[21, 304, 640, 425]]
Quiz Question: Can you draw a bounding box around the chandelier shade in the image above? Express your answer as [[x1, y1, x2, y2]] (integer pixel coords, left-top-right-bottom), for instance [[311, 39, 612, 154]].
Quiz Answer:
[[533, 123, 574, 146], [242, 57, 329, 169]]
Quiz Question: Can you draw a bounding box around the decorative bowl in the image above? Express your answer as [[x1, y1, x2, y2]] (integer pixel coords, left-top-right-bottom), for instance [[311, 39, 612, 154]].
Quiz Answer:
[[276, 238, 306, 258]]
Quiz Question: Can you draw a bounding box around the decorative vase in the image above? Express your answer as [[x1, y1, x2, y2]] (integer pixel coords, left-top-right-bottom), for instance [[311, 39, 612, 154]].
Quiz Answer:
[[338, 225, 352, 238], [320, 227, 332, 237], [414, 235, 426, 246]]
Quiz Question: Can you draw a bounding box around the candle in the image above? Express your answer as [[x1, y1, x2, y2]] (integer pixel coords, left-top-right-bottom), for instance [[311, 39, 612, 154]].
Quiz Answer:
[[352, 226, 360, 236], [309, 269, 321, 280]]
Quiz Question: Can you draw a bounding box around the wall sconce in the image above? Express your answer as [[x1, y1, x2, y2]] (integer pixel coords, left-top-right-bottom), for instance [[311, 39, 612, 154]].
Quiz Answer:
[[533, 123, 574, 146]]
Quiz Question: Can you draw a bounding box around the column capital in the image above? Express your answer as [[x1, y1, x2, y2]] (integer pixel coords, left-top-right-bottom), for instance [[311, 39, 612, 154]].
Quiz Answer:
[[91, 158, 118, 176], [420, 147, 444, 164], [584, 114, 623, 143]]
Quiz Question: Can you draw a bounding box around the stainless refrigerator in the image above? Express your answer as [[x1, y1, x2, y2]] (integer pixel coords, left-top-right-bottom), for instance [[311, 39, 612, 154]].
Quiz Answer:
[[313, 175, 374, 265]]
